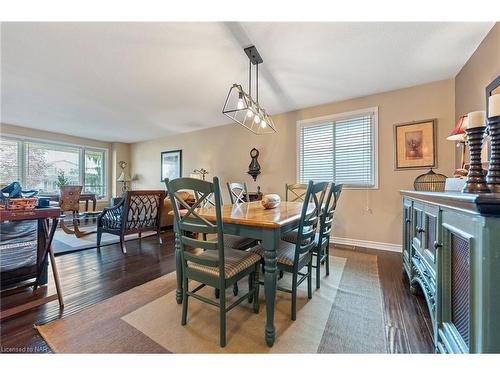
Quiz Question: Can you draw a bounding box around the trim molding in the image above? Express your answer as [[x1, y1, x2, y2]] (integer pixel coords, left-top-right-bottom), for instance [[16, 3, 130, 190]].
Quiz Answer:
[[331, 236, 402, 253]]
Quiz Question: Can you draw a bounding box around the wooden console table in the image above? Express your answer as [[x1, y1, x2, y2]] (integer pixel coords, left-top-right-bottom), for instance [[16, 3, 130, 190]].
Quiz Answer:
[[401, 190, 500, 353], [0, 208, 63, 320]]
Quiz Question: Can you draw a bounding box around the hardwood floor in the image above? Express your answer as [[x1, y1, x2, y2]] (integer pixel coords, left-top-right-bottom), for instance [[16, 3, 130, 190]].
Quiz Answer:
[[0, 232, 434, 353]]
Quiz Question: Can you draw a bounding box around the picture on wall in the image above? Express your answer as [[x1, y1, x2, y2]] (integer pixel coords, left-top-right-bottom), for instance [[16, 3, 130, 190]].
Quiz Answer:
[[161, 150, 182, 181], [394, 119, 436, 170]]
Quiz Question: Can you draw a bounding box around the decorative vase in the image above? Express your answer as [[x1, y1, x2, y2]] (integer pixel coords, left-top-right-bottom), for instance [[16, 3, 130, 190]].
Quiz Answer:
[[462, 126, 490, 193], [486, 115, 500, 193]]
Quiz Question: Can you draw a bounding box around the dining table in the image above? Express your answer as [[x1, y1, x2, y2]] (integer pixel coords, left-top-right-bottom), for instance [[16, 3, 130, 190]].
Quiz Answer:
[[172, 200, 311, 347]]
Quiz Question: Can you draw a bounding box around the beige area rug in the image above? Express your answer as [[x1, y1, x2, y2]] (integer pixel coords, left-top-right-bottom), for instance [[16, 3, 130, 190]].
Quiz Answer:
[[36, 249, 387, 353]]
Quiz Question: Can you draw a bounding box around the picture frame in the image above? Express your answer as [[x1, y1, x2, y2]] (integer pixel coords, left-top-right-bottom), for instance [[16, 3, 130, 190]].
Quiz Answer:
[[160, 150, 182, 182], [394, 119, 437, 170]]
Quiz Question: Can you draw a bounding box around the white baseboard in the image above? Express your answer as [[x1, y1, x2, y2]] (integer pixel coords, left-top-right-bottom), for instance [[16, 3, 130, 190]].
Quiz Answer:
[[330, 236, 402, 253]]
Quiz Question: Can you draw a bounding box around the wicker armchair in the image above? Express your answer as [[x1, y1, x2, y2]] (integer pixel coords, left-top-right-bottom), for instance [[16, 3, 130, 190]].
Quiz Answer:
[[97, 190, 165, 254]]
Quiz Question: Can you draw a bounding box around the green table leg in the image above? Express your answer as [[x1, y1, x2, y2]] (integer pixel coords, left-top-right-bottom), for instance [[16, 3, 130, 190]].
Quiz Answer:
[[263, 228, 279, 347], [174, 223, 183, 304]]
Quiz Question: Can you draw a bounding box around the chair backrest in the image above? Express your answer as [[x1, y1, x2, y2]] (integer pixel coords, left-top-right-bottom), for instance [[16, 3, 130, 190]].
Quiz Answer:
[[285, 183, 308, 202], [59, 185, 82, 213], [166, 177, 226, 281], [293, 181, 329, 263], [227, 182, 248, 204], [318, 183, 343, 246], [122, 190, 165, 232]]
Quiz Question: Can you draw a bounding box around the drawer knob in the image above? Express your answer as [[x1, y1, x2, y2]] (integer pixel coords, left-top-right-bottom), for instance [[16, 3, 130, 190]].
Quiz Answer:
[[433, 241, 442, 250], [417, 227, 425, 233], [405, 218, 411, 223]]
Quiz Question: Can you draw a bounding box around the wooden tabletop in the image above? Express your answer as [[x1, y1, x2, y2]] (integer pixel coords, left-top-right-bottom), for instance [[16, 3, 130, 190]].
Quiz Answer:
[[0, 208, 61, 222], [177, 201, 309, 229]]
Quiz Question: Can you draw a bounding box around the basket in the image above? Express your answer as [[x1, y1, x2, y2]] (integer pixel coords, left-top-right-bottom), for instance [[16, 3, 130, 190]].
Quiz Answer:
[[0, 197, 38, 211]]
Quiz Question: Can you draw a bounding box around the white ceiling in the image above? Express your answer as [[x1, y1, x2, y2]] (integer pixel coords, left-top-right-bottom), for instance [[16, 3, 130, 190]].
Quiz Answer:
[[1, 22, 494, 143]]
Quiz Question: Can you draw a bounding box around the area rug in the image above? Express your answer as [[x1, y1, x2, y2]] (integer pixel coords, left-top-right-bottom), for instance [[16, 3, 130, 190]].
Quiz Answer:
[[36, 249, 387, 353], [52, 229, 156, 255]]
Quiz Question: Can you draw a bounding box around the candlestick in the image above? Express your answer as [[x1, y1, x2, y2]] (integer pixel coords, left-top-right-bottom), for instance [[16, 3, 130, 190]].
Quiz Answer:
[[467, 110, 486, 128], [486, 115, 500, 192], [489, 94, 500, 118], [463, 126, 490, 193]]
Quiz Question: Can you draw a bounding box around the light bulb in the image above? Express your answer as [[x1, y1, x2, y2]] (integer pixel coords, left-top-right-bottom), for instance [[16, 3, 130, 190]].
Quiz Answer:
[[254, 114, 261, 124], [237, 98, 244, 110], [260, 120, 267, 128], [247, 109, 253, 118]]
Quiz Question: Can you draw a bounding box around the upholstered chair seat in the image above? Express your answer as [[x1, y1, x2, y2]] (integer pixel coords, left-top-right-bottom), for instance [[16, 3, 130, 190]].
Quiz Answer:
[[251, 240, 309, 267], [188, 248, 261, 279]]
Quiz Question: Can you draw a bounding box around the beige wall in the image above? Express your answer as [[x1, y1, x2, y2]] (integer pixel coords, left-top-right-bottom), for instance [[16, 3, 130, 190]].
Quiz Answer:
[[131, 79, 455, 246], [0, 122, 120, 209], [455, 23, 500, 167]]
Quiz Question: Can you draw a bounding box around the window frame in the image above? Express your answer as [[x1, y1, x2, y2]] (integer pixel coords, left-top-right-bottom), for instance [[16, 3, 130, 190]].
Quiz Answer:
[[0, 133, 109, 199], [296, 107, 379, 190]]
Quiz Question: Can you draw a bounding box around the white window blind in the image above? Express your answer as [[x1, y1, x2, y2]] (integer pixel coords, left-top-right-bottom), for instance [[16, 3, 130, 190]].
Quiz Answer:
[[298, 108, 377, 188]]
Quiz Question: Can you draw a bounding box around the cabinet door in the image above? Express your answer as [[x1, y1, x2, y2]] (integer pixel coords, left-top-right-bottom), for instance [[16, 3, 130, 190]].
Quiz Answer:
[[422, 204, 440, 274], [412, 201, 424, 253], [402, 198, 413, 279], [438, 211, 474, 354]]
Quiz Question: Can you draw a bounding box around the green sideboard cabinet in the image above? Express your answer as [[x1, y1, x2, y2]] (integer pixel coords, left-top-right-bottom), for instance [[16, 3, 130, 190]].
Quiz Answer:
[[401, 190, 500, 353]]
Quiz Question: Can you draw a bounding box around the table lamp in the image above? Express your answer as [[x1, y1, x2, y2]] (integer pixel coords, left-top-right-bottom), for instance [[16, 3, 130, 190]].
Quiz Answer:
[[447, 115, 468, 173], [117, 161, 131, 192]]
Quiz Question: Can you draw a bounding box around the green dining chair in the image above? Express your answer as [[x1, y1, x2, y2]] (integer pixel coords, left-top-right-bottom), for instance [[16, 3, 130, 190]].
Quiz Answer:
[[282, 183, 343, 289], [285, 183, 308, 202], [166, 176, 261, 347], [227, 182, 248, 204], [252, 180, 328, 320]]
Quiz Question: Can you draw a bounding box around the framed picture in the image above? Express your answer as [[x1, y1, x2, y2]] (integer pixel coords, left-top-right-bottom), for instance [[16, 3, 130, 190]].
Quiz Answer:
[[161, 150, 182, 182], [394, 119, 437, 170]]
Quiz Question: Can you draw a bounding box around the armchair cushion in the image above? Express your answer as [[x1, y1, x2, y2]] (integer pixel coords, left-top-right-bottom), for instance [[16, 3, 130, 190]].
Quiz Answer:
[[161, 191, 194, 227]]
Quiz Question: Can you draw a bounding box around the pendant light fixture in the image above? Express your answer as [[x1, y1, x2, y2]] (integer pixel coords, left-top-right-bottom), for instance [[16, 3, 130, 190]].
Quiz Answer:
[[222, 45, 277, 135]]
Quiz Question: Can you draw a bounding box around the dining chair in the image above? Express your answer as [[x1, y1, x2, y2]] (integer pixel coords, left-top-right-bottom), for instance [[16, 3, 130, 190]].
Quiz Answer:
[[285, 183, 308, 202], [59, 185, 83, 217], [195, 181, 258, 297], [252, 180, 328, 320], [313, 183, 343, 288], [195, 182, 257, 252], [227, 182, 248, 204], [166, 176, 261, 347], [281, 183, 343, 289]]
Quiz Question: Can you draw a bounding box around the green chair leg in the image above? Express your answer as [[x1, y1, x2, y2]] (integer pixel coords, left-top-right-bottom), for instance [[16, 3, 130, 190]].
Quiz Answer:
[[326, 246, 330, 276], [220, 287, 226, 347], [307, 260, 313, 299], [215, 288, 220, 298], [248, 274, 254, 303], [316, 250, 321, 289], [233, 283, 238, 296], [291, 271, 298, 321], [181, 278, 188, 325]]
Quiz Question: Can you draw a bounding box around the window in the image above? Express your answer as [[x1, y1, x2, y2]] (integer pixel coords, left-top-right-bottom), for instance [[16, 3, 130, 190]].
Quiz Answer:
[[0, 138, 20, 184], [0, 136, 108, 198], [297, 107, 378, 188], [84, 149, 106, 198]]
